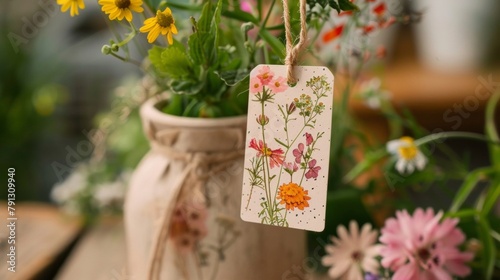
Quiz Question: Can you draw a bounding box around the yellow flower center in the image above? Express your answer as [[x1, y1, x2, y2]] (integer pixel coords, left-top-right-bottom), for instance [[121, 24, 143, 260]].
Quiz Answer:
[[398, 136, 417, 160], [156, 11, 174, 27], [274, 81, 281, 87], [114, 0, 130, 9], [263, 148, 273, 157], [253, 83, 260, 88]]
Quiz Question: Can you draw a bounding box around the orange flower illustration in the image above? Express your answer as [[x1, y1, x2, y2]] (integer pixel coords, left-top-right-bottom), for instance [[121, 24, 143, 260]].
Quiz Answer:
[[277, 182, 311, 210]]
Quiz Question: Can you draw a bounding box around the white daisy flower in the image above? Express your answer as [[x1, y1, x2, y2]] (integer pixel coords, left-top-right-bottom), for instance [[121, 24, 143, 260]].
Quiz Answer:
[[321, 221, 381, 280], [359, 78, 391, 109], [386, 136, 427, 174]]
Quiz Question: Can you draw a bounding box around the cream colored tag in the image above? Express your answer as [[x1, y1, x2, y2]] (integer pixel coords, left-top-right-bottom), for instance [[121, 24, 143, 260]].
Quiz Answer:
[[241, 65, 334, 232]]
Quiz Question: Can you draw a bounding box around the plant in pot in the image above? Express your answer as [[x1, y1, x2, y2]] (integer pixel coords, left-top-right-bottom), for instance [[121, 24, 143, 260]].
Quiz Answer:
[[55, 0, 359, 279]]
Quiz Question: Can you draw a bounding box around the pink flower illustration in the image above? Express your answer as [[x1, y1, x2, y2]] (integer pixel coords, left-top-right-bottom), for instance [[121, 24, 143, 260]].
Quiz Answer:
[[268, 76, 288, 93], [284, 162, 298, 174], [305, 159, 321, 179], [293, 143, 304, 164], [256, 65, 274, 85], [250, 76, 263, 93], [305, 132, 313, 146], [379, 208, 473, 280], [170, 203, 208, 255], [249, 138, 284, 168]]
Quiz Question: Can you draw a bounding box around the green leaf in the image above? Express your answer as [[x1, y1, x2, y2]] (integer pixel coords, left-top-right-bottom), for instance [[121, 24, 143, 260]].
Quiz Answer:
[[215, 69, 248, 86], [338, 0, 359, 11], [274, 138, 289, 149], [170, 80, 204, 95], [485, 90, 500, 165], [327, 0, 340, 13], [477, 217, 496, 280], [449, 168, 492, 212], [481, 181, 500, 215], [148, 45, 168, 74], [162, 94, 183, 116], [258, 28, 285, 60], [160, 46, 192, 79]]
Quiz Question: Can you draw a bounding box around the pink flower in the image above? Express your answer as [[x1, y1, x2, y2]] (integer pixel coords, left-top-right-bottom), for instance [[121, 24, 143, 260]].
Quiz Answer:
[[249, 138, 284, 168], [305, 159, 321, 179], [284, 162, 298, 174], [256, 65, 274, 85], [322, 221, 381, 280], [268, 76, 288, 93], [379, 208, 473, 280], [170, 202, 208, 255], [305, 133, 313, 146], [240, 0, 253, 13], [250, 76, 263, 93], [293, 143, 304, 164]]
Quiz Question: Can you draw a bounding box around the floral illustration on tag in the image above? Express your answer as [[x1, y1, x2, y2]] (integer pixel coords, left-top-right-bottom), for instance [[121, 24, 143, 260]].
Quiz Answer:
[[241, 65, 334, 232]]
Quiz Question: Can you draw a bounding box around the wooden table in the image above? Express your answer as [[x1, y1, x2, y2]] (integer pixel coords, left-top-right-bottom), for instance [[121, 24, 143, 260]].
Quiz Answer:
[[0, 203, 331, 280], [0, 203, 82, 280]]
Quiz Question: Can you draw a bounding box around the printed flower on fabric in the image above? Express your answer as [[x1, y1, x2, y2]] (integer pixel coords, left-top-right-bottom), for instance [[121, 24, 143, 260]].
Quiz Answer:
[[57, 0, 85, 17], [386, 136, 427, 174], [170, 203, 208, 255], [277, 182, 311, 210], [140, 7, 178, 44], [322, 221, 381, 280], [379, 208, 474, 280], [99, 0, 144, 22], [249, 138, 284, 168]]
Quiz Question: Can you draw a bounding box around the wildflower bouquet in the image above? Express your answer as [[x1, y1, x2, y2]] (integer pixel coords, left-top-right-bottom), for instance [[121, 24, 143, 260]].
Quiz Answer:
[[52, 0, 500, 279], [56, 0, 361, 117]]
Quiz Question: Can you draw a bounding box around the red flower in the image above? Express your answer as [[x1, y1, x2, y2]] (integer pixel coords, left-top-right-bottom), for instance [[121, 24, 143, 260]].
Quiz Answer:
[[322, 24, 344, 43], [305, 133, 313, 146], [363, 23, 376, 34], [373, 3, 386, 17], [249, 138, 284, 168]]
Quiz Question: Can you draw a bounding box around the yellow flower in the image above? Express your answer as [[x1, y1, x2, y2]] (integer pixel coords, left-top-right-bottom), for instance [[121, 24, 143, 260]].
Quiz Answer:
[[140, 7, 178, 44], [277, 182, 311, 211], [57, 0, 85, 17], [98, 0, 144, 22]]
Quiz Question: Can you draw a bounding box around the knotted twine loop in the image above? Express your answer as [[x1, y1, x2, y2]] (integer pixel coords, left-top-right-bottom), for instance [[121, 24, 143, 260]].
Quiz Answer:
[[145, 128, 245, 280], [282, 0, 308, 85]]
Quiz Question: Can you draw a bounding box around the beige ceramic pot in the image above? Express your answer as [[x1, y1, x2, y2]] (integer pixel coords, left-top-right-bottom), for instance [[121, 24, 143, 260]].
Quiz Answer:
[[124, 97, 306, 280]]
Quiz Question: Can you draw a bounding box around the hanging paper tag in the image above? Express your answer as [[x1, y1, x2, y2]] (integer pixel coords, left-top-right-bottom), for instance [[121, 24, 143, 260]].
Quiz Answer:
[[240, 65, 334, 232]]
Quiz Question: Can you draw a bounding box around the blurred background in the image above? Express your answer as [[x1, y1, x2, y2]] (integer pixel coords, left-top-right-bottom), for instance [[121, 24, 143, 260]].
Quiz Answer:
[[1, 0, 500, 278]]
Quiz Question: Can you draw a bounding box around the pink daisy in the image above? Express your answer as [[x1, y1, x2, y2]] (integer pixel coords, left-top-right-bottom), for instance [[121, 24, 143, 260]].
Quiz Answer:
[[322, 221, 381, 280], [249, 76, 263, 93], [268, 76, 288, 93], [379, 208, 473, 280], [256, 65, 274, 85]]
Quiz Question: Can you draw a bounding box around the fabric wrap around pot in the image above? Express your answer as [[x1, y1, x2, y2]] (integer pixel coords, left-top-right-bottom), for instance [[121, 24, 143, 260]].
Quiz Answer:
[[124, 97, 306, 280]]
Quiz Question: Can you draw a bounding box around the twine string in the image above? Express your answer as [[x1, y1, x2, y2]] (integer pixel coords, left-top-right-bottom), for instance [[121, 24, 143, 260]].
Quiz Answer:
[[282, 0, 308, 85]]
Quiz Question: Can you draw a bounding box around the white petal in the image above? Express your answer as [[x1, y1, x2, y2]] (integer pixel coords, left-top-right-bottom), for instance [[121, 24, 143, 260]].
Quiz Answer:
[[327, 259, 352, 279], [415, 152, 427, 170], [395, 158, 407, 174], [386, 139, 402, 153]]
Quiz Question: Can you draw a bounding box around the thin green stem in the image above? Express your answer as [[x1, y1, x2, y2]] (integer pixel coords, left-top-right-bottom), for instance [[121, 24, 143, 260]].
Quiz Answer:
[[415, 131, 500, 147]]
